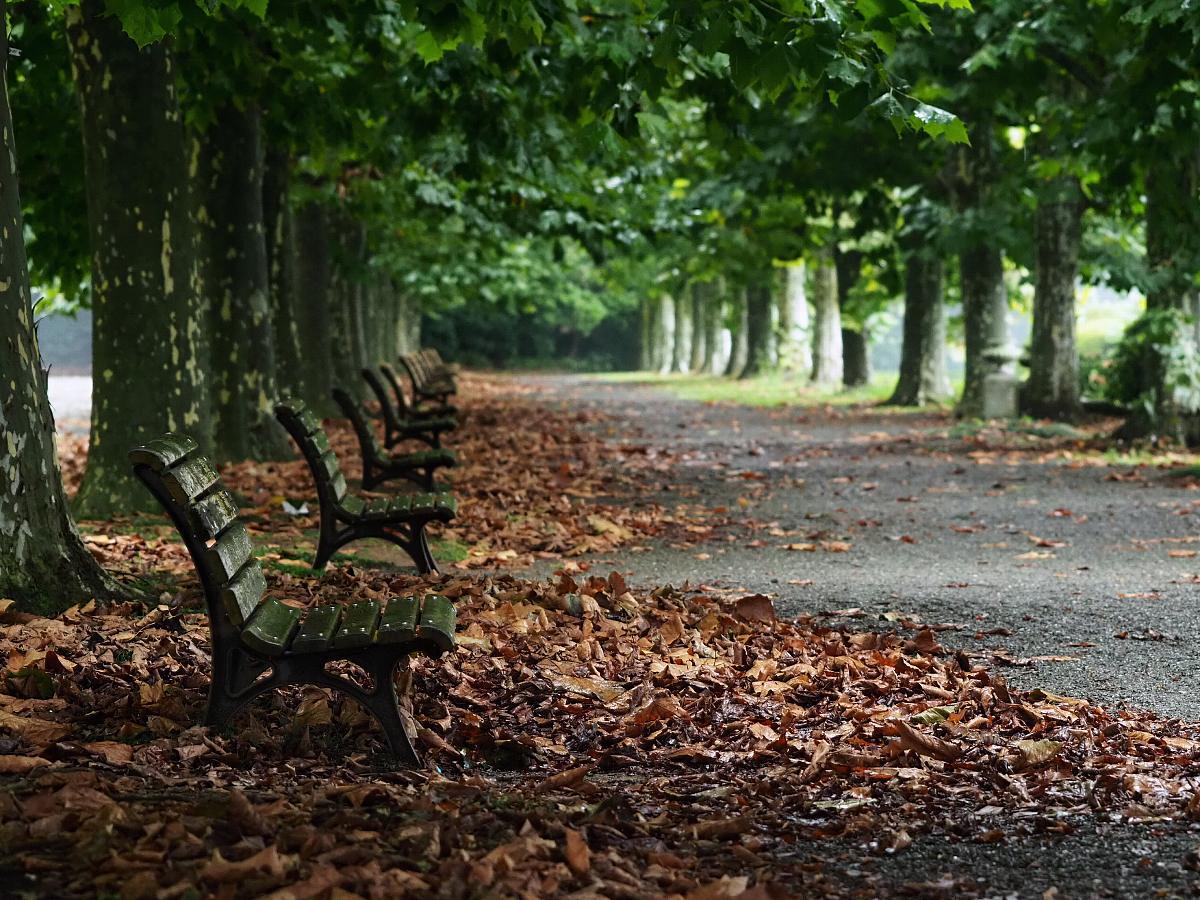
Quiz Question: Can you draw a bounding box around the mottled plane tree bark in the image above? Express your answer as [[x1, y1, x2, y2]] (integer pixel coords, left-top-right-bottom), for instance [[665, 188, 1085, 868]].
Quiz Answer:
[[294, 201, 335, 413], [1026, 175, 1083, 421], [66, 0, 211, 516], [1, 6, 115, 610], [263, 151, 304, 400], [739, 283, 773, 379], [887, 253, 951, 406], [197, 103, 289, 460], [809, 248, 842, 387]]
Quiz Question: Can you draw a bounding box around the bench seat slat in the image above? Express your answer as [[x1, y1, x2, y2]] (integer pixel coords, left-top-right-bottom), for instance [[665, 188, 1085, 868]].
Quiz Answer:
[[333, 600, 380, 649], [376, 596, 419, 644], [221, 560, 266, 626], [290, 604, 342, 653], [204, 522, 254, 582], [386, 448, 457, 468], [242, 597, 302, 656], [417, 595, 456, 653]]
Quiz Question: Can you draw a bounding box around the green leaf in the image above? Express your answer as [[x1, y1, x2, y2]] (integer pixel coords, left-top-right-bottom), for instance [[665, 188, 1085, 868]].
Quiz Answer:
[[908, 101, 969, 144], [105, 0, 183, 46]]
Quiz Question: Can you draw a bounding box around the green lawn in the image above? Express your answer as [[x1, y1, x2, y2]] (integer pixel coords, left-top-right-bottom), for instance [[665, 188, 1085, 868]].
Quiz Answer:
[[593, 370, 954, 409]]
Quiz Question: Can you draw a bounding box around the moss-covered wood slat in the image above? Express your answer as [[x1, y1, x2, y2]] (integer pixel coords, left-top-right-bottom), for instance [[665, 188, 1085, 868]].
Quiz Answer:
[[242, 597, 303, 655], [376, 596, 419, 644], [190, 489, 240, 539], [221, 560, 267, 626], [161, 457, 220, 506], [130, 430, 460, 766], [203, 521, 255, 582], [417, 595, 456, 653], [334, 600, 381, 649], [128, 433, 199, 472], [291, 604, 342, 653]]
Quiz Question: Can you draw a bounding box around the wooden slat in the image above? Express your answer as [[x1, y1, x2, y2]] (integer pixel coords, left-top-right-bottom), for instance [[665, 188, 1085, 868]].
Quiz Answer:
[[203, 522, 254, 582], [190, 489, 239, 539], [290, 604, 342, 653], [376, 596, 419, 645], [330, 471, 349, 504], [128, 433, 199, 472], [333, 600, 380, 649], [338, 493, 365, 517], [418, 595, 456, 653], [311, 428, 332, 456], [241, 597, 302, 656], [162, 457, 220, 506], [221, 561, 266, 626], [294, 405, 323, 436], [319, 449, 340, 483]]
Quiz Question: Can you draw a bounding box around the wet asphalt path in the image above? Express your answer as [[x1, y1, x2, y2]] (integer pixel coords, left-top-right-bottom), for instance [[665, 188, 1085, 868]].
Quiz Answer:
[[525, 374, 1200, 899]]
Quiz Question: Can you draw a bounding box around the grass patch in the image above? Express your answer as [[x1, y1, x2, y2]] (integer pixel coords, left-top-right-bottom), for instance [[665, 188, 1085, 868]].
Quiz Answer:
[[431, 537, 470, 564], [592, 371, 913, 409]]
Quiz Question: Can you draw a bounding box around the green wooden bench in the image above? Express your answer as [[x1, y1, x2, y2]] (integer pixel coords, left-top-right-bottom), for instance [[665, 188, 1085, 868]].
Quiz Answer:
[[361, 367, 456, 449], [333, 387, 457, 492], [400, 351, 456, 404], [274, 398, 455, 572], [129, 432, 455, 765], [380, 362, 458, 420]]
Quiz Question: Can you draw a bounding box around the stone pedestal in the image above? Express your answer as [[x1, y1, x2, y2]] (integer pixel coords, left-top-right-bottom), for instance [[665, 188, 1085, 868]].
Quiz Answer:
[[982, 372, 1021, 419]]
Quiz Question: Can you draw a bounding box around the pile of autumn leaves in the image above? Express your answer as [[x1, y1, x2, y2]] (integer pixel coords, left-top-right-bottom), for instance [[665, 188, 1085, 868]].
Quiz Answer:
[[3, 376, 1200, 897], [4, 571, 1200, 897]]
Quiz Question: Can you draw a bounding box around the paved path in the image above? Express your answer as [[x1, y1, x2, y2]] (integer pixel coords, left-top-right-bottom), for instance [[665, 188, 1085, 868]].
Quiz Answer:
[[48, 375, 91, 435], [527, 374, 1200, 898]]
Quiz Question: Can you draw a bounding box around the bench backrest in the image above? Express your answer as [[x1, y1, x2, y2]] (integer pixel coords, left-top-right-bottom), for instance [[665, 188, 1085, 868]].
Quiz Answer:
[[129, 434, 267, 633], [333, 387, 387, 463], [399, 353, 430, 393], [379, 363, 417, 416], [361, 367, 401, 434], [274, 399, 355, 520]]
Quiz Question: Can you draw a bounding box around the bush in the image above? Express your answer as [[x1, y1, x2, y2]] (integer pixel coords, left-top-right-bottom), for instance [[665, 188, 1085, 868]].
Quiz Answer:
[[1102, 308, 1200, 426]]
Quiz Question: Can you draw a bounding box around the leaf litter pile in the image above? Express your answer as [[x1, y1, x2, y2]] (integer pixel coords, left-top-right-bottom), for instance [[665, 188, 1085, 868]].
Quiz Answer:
[[7, 375, 1200, 896]]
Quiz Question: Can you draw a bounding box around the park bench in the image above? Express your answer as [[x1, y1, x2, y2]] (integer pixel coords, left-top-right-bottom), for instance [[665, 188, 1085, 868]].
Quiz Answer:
[[400, 351, 456, 404], [129, 432, 455, 766], [361, 367, 456, 449], [380, 362, 458, 419], [333, 387, 457, 491], [274, 398, 456, 573]]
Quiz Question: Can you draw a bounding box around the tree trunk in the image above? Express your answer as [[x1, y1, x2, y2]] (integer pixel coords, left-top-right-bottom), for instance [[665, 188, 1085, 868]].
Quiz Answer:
[[1026, 176, 1082, 421], [1145, 151, 1200, 312], [263, 150, 304, 401], [639, 297, 655, 370], [740, 283, 772, 379], [198, 103, 289, 461], [958, 245, 1009, 417], [725, 291, 749, 377], [67, 1, 211, 516], [658, 294, 676, 374], [689, 283, 707, 373], [293, 201, 335, 414], [842, 328, 871, 387], [887, 254, 951, 406], [835, 249, 864, 389], [809, 248, 842, 387], [700, 281, 723, 374], [671, 290, 691, 373], [329, 217, 369, 397], [778, 264, 812, 376], [0, 8, 117, 611], [950, 125, 1012, 418]]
